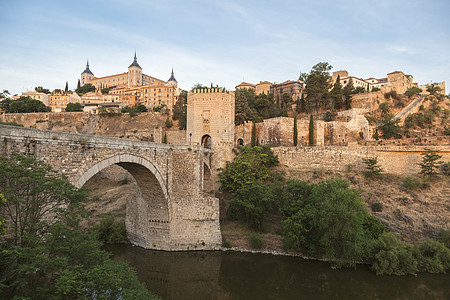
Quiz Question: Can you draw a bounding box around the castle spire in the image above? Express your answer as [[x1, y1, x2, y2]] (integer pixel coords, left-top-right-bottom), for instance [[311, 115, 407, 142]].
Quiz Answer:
[[129, 51, 141, 68], [82, 59, 93, 75], [168, 67, 177, 82]]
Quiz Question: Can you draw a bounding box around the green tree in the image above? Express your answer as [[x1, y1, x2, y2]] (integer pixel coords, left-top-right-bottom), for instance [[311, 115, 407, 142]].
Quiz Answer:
[[309, 114, 314, 145], [35, 86, 51, 94], [362, 156, 383, 178], [219, 146, 279, 193], [296, 93, 306, 113], [418, 148, 443, 176], [426, 84, 442, 95], [379, 102, 389, 114], [65, 81, 69, 92], [404, 86, 422, 97], [101, 87, 110, 94], [77, 79, 81, 91], [65, 102, 83, 112], [377, 113, 402, 139], [0, 153, 158, 299], [251, 122, 257, 147], [283, 179, 374, 267], [163, 132, 167, 144], [329, 75, 344, 110], [342, 78, 354, 109], [75, 83, 95, 95], [172, 90, 187, 129], [1, 96, 51, 113], [293, 116, 298, 146], [300, 62, 332, 113]]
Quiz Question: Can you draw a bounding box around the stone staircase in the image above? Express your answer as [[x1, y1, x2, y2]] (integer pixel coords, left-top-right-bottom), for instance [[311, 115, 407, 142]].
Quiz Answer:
[[394, 94, 426, 122]]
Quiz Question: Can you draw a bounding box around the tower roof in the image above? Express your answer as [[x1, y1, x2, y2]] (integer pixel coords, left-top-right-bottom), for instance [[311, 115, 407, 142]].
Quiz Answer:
[[168, 68, 177, 82], [82, 60, 94, 75], [129, 52, 141, 68]]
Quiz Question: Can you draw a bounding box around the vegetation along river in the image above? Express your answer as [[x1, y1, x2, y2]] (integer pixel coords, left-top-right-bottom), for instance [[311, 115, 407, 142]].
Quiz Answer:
[[105, 244, 449, 300]]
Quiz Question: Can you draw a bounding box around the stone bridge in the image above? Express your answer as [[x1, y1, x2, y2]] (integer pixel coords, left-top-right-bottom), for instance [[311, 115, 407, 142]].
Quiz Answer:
[[0, 124, 221, 251]]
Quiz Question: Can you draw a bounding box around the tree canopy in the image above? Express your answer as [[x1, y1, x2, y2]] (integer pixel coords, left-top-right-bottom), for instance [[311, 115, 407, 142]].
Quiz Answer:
[[65, 102, 83, 112], [0, 153, 159, 299], [1, 96, 51, 113], [75, 83, 96, 95]]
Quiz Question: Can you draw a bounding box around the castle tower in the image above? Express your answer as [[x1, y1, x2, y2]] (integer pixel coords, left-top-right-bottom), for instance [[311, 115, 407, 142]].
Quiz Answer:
[[81, 60, 94, 86], [128, 52, 143, 87], [167, 68, 178, 88], [187, 88, 235, 174]]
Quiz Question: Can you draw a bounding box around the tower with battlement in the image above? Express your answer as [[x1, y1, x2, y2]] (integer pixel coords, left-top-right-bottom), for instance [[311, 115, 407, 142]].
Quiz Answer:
[[187, 88, 235, 172]]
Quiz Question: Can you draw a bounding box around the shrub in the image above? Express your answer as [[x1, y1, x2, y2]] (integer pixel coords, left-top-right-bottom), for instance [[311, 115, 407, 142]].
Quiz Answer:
[[219, 146, 279, 193], [402, 176, 421, 190], [368, 232, 418, 275], [222, 239, 232, 248], [404, 86, 422, 98], [379, 102, 389, 114], [90, 215, 127, 244], [438, 229, 450, 248], [119, 178, 129, 185], [249, 233, 264, 250], [414, 239, 450, 273], [370, 202, 383, 212]]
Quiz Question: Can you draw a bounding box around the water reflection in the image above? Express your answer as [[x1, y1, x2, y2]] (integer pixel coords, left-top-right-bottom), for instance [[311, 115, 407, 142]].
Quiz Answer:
[[105, 245, 449, 300]]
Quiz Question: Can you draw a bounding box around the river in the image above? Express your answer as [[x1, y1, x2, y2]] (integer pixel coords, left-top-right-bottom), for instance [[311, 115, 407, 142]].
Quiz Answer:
[[104, 244, 449, 300]]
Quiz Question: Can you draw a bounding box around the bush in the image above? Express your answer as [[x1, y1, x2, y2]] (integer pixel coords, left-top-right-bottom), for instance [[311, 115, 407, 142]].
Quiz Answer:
[[91, 215, 127, 244], [370, 202, 383, 212], [283, 179, 373, 267], [402, 176, 421, 190], [219, 146, 279, 193], [228, 181, 277, 231], [404, 86, 422, 98], [249, 233, 264, 250], [368, 232, 418, 275], [438, 229, 450, 248], [119, 178, 129, 185], [222, 239, 232, 248], [414, 239, 450, 273], [379, 102, 389, 114]]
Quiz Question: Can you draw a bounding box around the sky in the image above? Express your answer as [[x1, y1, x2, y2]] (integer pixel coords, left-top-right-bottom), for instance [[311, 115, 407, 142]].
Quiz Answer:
[[1, 0, 449, 96]]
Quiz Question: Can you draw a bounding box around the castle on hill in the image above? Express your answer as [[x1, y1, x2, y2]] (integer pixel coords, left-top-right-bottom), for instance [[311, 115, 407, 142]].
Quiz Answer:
[[80, 53, 180, 112]]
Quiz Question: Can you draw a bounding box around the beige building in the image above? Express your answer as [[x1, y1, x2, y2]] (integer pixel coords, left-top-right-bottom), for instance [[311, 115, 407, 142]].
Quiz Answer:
[[332, 70, 414, 93], [271, 80, 304, 100], [21, 90, 49, 106], [255, 81, 272, 95], [48, 91, 81, 112], [80, 53, 166, 89], [235, 82, 255, 90], [80, 55, 180, 111]]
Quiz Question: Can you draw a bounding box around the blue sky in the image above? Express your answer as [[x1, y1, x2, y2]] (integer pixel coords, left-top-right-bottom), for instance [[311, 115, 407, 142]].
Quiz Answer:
[[1, 0, 449, 95]]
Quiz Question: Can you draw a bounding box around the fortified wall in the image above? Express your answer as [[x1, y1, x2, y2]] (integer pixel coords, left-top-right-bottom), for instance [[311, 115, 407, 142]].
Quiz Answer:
[[274, 145, 450, 175]]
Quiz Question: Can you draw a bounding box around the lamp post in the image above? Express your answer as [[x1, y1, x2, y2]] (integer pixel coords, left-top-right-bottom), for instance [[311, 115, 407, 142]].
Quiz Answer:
[[189, 133, 192, 145]]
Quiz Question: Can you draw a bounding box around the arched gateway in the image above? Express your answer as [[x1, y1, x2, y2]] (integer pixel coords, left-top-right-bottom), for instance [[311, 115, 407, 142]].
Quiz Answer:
[[0, 125, 222, 251]]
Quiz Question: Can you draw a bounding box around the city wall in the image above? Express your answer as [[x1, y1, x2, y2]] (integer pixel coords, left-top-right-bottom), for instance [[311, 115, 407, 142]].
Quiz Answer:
[[274, 145, 450, 175]]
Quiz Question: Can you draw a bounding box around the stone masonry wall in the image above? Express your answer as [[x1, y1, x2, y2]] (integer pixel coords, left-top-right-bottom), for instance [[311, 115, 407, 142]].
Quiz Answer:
[[274, 145, 450, 175]]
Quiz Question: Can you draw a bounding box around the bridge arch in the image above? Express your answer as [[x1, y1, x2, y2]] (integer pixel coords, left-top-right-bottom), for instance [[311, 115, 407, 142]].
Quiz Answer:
[[74, 153, 171, 249]]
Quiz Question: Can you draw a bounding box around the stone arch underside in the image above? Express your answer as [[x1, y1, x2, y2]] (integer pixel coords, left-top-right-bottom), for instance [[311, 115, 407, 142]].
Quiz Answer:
[[74, 154, 170, 250]]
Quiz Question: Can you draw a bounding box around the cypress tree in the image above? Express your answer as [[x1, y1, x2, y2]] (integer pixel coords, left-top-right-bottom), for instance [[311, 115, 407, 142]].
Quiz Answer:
[[77, 79, 81, 90], [293, 116, 298, 146], [65, 81, 68, 92], [251, 123, 256, 147], [309, 114, 314, 146], [163, 132, 167, 144]]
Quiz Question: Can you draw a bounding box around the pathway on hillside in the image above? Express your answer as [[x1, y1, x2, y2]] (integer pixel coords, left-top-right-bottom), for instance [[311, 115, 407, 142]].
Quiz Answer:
[[394, 94, 426, 121]]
